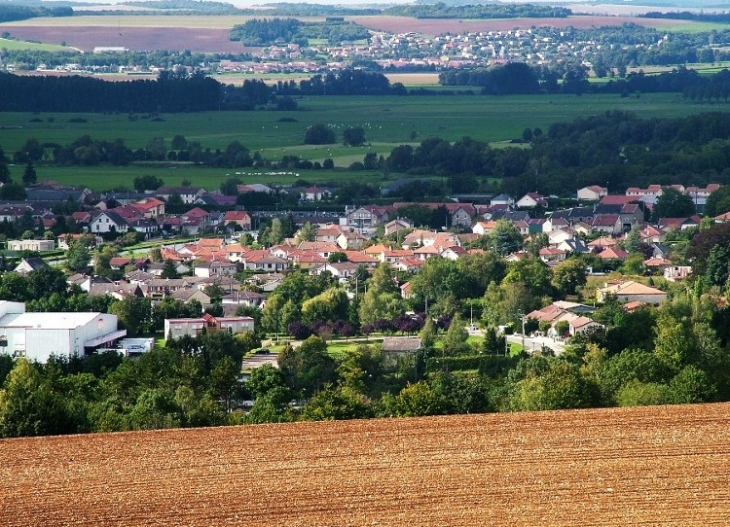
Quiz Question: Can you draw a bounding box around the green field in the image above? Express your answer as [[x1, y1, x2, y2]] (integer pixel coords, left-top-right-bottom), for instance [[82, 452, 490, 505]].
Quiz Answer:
[[1, 92, 725, 190], [647, 21, 730, 34], [0, 37, 73, 52]]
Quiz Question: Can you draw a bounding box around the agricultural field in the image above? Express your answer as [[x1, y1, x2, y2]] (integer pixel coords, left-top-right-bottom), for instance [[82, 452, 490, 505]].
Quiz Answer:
[[2, 403, 730, 526], [0, 92, 721, 190]]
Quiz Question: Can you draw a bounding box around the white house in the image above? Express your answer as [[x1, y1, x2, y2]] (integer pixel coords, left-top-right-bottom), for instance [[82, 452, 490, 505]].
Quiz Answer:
[[577, 185, 608, 202], [90, 211, 129, 234], [0, 301, 126, 362], [516, 192, 547, 209]]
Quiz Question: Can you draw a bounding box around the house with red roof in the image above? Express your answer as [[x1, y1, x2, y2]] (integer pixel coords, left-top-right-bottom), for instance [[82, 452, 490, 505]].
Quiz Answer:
[[658, 216, 701, 232], [134, 197, 165, 218], [223, 211, 251, 231]]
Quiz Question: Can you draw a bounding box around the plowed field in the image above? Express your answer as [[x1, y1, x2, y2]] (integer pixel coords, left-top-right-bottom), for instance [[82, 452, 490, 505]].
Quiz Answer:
[[2, 403, 730, 526]]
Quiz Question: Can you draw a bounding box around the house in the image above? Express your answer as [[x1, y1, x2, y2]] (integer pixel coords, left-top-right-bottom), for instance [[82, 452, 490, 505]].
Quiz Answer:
[[194, 260, 238, 278], [557, 237, 589, 254], [170, 287, 212, 305], [345, 205, 393, 235], [548, 228, 575, 245], [164, 313, 254, 340], [89, 210, 129, 235], [337, 230, 367, 250], [156, 186, 206, 204], [311, 262, 360, 283], [129, 218, 160, 239], [381, 337, 421, 367], [596, 281, 667, 305], [664, 266, 692, 282], [714, 211, 730, 223], [134, 197, 166, 218], [516, 192, 547, 209], [300, 186, 331, 201], [223, 210, 252, 231], [587, 237, 617, 250], [472, 221, 497, 236], [569, 316, 603, 337], [596, 247, 629, 261], [237, 183, 274, 194], [146, 278, 187, 298], [89, 280, 145, 301], [383, 219, 413, 237], [13, 257, 49, 275], [0, 301, 125, 362], [591, 214, 622, 235], [539, 247, 566, 264], [440, 246, 467, 261], [242, 252, 288, 272], [221, 290, 266, 308], [195, 193, 237, 207], [658, 216, 701, 232], [7, 239, 55, 252], [490, 194, 514, 207], [577, 185, 607, 202]]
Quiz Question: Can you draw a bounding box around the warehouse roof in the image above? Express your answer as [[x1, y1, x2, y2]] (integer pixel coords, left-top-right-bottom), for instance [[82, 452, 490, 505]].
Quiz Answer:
[[0, 312, 106, 330]]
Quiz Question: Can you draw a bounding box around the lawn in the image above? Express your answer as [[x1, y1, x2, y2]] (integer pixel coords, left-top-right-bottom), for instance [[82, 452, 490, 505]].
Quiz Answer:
[[0, 92, 721, 191]]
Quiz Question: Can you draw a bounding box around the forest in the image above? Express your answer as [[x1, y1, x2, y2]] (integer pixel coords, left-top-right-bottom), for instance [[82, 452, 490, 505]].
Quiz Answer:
[[229, 18, 371, 47], [0, 71, 278, 112]]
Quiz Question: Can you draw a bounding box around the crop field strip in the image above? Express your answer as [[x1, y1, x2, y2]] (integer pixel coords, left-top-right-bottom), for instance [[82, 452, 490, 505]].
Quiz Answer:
[[2, 403, 730, 526]]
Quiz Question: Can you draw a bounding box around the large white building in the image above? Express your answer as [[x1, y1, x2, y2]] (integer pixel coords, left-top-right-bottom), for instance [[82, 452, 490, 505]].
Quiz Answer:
[[0, 301, 126, 362]]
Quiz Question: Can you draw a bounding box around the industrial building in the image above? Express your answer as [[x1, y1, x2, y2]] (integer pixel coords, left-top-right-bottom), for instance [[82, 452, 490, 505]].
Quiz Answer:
[[0, 301, 126, 363]]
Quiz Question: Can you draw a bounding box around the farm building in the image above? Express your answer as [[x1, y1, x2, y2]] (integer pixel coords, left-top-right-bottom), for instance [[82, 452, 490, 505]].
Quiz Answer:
[[0, 301, 126, 362], [164, 313, 254, 340]]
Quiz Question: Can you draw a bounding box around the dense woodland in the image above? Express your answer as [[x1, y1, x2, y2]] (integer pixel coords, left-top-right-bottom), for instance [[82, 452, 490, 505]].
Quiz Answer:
[[229, 18, 370, 46]]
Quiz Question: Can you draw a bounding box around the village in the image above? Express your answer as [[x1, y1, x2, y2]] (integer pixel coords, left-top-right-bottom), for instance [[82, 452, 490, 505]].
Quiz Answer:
[[0, 177, 723, 364]]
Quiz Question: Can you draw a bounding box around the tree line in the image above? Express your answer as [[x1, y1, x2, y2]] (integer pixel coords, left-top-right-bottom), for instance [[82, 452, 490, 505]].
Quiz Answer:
[[0, 4, 71, 23], [0, 71, 285, 113], [382, 3, 571, 19], [440, 63, 730, 97]]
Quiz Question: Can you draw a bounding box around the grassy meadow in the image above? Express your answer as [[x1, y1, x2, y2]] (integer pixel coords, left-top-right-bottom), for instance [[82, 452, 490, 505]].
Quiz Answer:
[[0, 92, 724, 190], [0, 37, 71, 52]]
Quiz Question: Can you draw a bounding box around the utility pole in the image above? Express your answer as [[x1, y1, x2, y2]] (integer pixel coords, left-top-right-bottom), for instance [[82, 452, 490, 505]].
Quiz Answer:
[[520, 312, 526, 351]]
